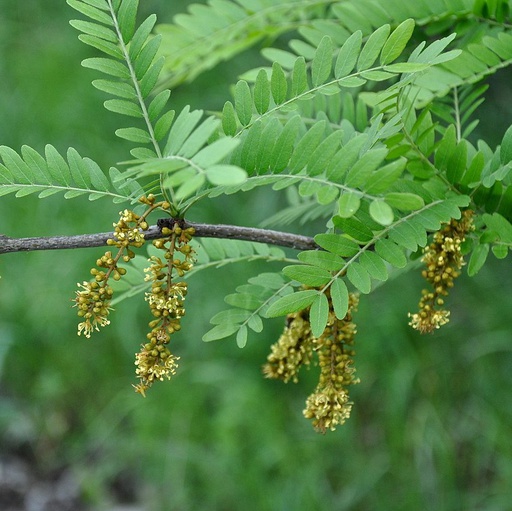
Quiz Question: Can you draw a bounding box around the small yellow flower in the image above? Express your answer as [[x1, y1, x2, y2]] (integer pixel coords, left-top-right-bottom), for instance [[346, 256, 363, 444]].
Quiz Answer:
[[303, 383, 352, 433], [262, 310, 313, 383], [134, 223, 195, 394], [264, 290, 360, 432], [409, 210, 474, 334]]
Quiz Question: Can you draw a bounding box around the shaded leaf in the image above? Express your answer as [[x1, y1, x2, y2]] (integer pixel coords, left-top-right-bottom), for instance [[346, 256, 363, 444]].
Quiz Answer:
[[283, 265, 332, 287], [384, 192, 424, 211], [271, 62, 288, 104], [468, 243, 489, 276], [315, 233, 359, 256], [500, 124, 512, 164], [266, 290, 319, 317], [235, 80, 253, 126], [203, 323, 240, 342], [311, 35, 333, 87], [359, 251, 388, 281], [330, 278, 349, 320], [254, 69, 271, 114], [309, 293, 329, 337], [335, 30, 362, 78], [298, 250, 344, 271], [236, 325, 248, 348], [375, 239, 407, 268]]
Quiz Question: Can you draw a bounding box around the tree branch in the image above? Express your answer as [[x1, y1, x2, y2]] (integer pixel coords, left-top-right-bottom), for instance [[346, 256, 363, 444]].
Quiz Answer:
[[0, 220, 319, 255]]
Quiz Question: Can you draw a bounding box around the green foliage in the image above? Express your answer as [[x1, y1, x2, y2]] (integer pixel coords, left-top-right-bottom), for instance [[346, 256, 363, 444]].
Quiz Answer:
[[2, 0, 512, 506], [2, 0, 512, 346], [0, 144, 141, 201]]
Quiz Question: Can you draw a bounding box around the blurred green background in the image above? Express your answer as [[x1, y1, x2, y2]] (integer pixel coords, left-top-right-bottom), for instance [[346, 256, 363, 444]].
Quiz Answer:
[[1, 1, 512, 510]]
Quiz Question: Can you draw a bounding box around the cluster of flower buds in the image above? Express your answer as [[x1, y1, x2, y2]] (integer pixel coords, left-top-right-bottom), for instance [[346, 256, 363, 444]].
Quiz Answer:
[[75, 208, 147, 337], [303, 293, 359, 433], [262, 310, 313, 383], [409, 210, 474, 334], [133, 222, 195, 396], [74, 195, 169, 338], [263, 290, 359, 433]]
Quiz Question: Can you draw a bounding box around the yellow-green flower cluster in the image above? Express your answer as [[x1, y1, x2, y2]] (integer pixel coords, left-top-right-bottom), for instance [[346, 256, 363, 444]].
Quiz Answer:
[[133, 223, 195, 396], [263, 291, 359, 433], [74, 195, 168, 338], [303, 293, 359, 433], [409, 210, 474, 334], [75, 209, 145, 337], [262, 310, 313, 383]]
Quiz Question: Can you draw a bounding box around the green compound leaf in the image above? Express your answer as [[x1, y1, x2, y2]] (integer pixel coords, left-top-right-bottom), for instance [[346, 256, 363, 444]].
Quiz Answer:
[[117, 0, 138, 43], [357, 24, 390, 71], [491, 245, 508, 259], [338, 192, 361, 218], [359, 251, 388, 281], [384, 192, 425, 211], [369, 199, 394, 226], [291, 56, 308, 96], [235, 80, 253, 126], [334, 30, 362, 79], [254, 69, 271, 115], [129, 13, 157, 60], [266, 290, 319, 318], [346, 262, 371, 294], [468, 243, 490, 276], [67, 0, 111, 24], [283, 265, 332, 287], [388, 222, 420, 252], [380, 18, 415, 65], [309, 293, 329, 337], [205, 165, 247, 186], [289, 120, 327, 173], [500, 124, 512, 164], [115, 127, 151, 143], [375, 239, 407, 268], [330, 278, 349, 320], [315, 233, 360, 257], [482, 213, 512, 243], [104, 99, 142, 117], [134, 34, 162, 80], [271, 62, 288, 105], [333, 216, 373, 243], [82, 57, 130, 79], [222, 101, 237, 136], [298, 250, 344, 272], [202, 323, 240, 342], [236, 325, 248, 348], [311, 35, 333, 87], [70, 19, 117, 42], [92, 79, 136, 99]]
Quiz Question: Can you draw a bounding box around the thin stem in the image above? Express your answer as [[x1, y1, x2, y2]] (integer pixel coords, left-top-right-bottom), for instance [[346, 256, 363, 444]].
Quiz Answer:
[[0, 220, 318, 255]]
